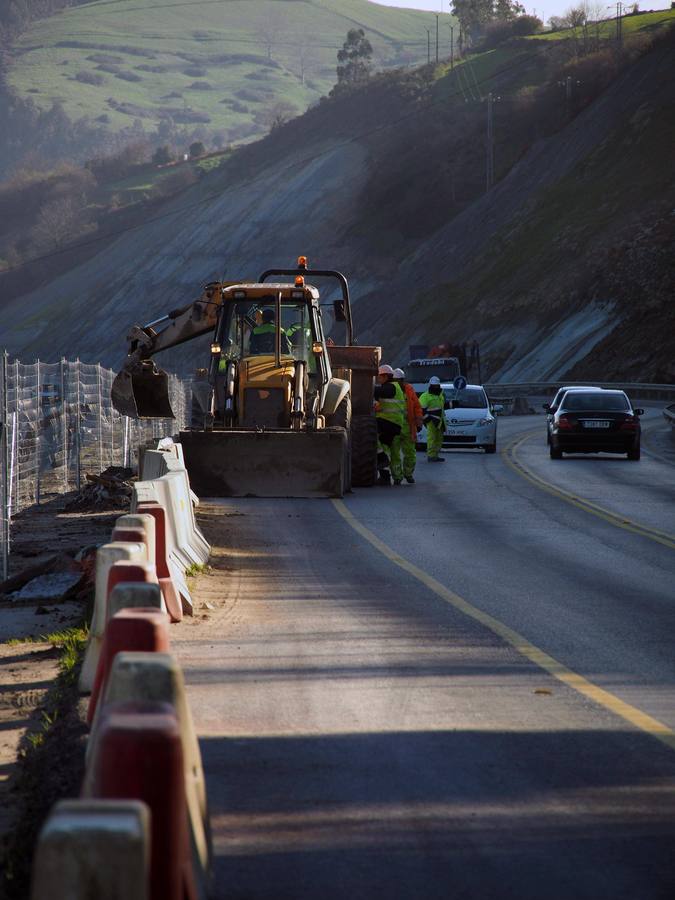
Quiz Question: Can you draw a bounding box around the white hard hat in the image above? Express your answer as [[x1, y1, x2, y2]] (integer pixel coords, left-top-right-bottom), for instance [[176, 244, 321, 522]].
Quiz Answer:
[[429, 376, 441, 385], [393, 368, 405, 379], [378, 365, 394, 376]]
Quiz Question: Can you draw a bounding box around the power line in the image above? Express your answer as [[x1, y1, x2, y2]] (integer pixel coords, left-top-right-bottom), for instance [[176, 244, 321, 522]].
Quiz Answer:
[[0, 41, 558, 279]]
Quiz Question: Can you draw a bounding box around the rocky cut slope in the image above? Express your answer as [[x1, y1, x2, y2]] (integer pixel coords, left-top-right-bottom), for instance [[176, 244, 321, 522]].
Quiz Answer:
[[0, 24, 672, 382]]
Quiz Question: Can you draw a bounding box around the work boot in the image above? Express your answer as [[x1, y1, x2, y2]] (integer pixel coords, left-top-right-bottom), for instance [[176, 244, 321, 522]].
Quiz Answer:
[[377, 471, 392, 485], [405, 475, 415, 484], [393, 478, 402, 485], [428, 456, 445, 463]]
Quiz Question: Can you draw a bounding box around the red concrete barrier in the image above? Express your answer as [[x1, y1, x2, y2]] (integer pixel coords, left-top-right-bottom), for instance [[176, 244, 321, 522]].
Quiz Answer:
[[88, 702, 197, 900], [136, 502, 183, 622], [106, 561, 157, 607], [87, 609, 170, 725], [111, 526, 147, 549]]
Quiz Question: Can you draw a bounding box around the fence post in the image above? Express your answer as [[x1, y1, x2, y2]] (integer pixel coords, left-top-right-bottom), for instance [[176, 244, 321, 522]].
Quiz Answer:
[[14, 359, 19, 510], [1, 351, 9, 580], [75, 359, 82, 492], [60, 357, 68, 493], [35, 358, 41, 505], [123, 416, 130, 469], [97, 364, 103, 474]]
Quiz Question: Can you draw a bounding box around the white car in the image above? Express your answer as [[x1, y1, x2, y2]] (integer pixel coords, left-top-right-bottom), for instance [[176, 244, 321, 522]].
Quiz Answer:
[[417, 382, 502, 454]]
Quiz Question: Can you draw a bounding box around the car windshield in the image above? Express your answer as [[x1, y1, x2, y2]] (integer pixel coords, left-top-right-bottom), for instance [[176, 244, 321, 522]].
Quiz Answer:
[[561, 392, 629, 411], [444, 387, 487, 409], [408, 358, 461, 383], [552, 387, 593, 408]]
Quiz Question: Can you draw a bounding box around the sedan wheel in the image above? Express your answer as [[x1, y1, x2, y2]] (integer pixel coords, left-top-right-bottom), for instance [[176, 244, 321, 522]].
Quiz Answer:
[[550, 444, 563, 460], [484, 443, 497, 454], [627, 443, 641, 461]]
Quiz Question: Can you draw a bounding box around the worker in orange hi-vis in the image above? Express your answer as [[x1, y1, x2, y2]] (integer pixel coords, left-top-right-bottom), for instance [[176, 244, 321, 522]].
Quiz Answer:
[[393, 368, 423, 484]]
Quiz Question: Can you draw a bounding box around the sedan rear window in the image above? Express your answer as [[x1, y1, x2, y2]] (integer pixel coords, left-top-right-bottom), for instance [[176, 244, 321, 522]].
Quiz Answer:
[[444, 388, 488, 409], [562, 392, 629, 411]]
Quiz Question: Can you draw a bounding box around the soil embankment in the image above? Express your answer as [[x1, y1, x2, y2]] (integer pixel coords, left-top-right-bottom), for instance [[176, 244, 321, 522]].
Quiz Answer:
[[0, 29, 672, 381]]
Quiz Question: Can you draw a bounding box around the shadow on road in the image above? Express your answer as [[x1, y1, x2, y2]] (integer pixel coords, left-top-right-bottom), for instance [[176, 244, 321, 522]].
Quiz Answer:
[[203, 728, 675, 900]]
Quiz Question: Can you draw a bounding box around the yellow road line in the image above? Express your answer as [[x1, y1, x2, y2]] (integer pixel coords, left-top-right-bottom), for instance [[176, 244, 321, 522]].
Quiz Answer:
[[332, 498, 675, 753], [502, 432, 675, 550]]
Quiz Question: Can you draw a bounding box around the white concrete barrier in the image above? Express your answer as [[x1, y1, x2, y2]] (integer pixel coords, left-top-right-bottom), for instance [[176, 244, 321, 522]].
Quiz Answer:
[[114, 513, 157, 566], [80, 541, 146, 693], [164, 458, 210, 562], [30, 799, 150, 900], [108, 582, 164, 618], [143, 443, 210, 564]]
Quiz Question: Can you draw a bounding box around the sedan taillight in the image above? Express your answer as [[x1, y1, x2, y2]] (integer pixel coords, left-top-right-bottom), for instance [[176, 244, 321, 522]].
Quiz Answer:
[[556, 415, 574, 430], [620, 416, 639, 431]]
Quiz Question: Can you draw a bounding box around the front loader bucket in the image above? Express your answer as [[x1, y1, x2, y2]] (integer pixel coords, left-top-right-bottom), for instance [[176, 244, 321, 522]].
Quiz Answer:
[[178, 428, 347, 498], [111, 364, 174, 419]]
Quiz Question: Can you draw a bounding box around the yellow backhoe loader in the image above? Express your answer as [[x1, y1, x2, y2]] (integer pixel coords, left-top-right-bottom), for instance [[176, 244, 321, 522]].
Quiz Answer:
[[111, 258, 380, 498]]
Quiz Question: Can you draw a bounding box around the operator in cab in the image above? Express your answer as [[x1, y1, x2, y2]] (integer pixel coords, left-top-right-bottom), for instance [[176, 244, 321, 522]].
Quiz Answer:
[[249, 309, 291, 355]]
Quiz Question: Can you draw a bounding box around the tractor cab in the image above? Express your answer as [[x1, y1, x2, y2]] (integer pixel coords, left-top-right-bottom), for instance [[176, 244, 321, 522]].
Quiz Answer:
[[202, 282, 333, 431]]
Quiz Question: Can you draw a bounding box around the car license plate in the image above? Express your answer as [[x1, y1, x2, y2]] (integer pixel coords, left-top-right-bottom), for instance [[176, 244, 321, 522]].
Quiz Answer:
[[583, 420, 610, 429], [446, 429, 467, 435]]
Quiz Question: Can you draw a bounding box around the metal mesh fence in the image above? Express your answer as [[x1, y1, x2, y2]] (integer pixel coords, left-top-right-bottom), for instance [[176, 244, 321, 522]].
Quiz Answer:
[[0, 353, 190, 579]]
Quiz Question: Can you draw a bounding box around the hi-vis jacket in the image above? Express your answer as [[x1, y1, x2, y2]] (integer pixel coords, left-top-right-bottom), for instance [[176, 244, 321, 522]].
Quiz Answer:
[[419, 390, 446, 429], [376, 381, 406, 428]]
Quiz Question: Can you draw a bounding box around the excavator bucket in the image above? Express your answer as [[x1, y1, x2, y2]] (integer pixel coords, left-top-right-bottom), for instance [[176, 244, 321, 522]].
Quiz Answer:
[[111, 363, 175, 419], [178, 428, 348, 498]]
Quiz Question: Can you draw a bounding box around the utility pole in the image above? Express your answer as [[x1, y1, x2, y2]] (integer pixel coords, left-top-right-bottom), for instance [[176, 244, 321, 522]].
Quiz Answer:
[[435, 14, 439, 63], [616, 1, 623, 46], [450, 24, 454, 69], [486, 92, 494, 192], [426, 28, 431, 65]]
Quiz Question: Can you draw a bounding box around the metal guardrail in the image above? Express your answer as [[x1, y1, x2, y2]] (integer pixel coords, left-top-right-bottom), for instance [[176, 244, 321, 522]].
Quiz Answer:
[[663, 404, 675, 430], [484, 382, 675, 402]]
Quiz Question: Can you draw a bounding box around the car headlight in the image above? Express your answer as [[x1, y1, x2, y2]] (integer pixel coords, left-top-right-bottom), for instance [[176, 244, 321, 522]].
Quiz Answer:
[[477, 417, 494, 426]]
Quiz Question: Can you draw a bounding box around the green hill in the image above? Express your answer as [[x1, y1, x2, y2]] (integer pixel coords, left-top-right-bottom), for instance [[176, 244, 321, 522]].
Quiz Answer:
[[7, 0, 445, 144]]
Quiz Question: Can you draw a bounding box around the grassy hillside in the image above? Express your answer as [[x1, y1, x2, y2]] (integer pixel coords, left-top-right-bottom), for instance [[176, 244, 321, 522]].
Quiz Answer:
[[530, 8, 675, 40], [7, 0, 444, 144]]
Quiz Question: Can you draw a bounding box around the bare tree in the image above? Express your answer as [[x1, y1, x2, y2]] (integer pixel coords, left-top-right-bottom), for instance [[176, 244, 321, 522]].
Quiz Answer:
[[586, 0, 606, 47], [254, 101, 299, 132], [31, 197, 82, 251], [257, 11, 285, 61]]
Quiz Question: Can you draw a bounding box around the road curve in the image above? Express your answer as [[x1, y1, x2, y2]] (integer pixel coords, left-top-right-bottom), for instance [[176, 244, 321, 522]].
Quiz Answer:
[[173, 411, 675, 900]]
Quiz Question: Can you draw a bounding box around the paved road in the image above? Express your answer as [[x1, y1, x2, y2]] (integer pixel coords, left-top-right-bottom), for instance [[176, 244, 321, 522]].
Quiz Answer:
[[174, 411, 675, 900]]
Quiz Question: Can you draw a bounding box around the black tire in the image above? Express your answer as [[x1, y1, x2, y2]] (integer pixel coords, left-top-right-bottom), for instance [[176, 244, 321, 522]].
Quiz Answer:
[[550, 444, 563, 460], [351, 414, 378, 487], [327, 395, 352, 491], [485, 443, 497, 454], [627, 442, 641, 461]]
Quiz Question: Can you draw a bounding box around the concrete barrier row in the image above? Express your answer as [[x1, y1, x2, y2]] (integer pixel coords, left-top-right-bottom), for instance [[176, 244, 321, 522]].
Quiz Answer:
[[31, 439, 212, 900]]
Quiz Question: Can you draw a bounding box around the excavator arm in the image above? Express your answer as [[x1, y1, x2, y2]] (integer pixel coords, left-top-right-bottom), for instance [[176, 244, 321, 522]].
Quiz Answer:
[[111, 282, 228, 418]]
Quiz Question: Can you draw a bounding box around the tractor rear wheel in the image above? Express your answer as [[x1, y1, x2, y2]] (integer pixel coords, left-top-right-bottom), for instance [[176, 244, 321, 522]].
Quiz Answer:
[[351, 414, 378, 487]]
